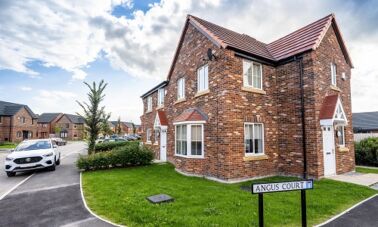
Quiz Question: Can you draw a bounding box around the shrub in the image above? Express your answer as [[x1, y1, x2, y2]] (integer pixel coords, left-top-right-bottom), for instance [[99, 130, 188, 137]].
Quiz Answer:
[[355, 137, 378, 167], [95, 141, 137, 152], [77, 143, 154, 171]]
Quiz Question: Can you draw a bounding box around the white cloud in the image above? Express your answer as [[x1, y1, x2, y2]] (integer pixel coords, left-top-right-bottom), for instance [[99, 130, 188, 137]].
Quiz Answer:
[[20, 86, 32, 91], [1, 0, 378, 113]]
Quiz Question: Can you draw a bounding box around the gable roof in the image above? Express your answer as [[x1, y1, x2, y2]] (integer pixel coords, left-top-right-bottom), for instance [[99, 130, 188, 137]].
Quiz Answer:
[[110, 121, 134, 128], [156, 110, 168, 126], [37, 113, 62, 123], [353, 112, 378, 131], [174, 108, 208, 123], [0, 100, 38, 118], [64, 114, 85, 124], [319, 95, 339, 120], [165, 13, 352, 81]]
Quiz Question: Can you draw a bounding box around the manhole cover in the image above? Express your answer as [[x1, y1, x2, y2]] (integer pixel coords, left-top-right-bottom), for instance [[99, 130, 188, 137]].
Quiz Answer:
[[146, 194, 174, 204]]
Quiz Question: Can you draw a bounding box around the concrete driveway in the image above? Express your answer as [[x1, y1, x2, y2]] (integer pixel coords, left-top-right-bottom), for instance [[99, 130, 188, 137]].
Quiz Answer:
[[0, 142, 114, 227]]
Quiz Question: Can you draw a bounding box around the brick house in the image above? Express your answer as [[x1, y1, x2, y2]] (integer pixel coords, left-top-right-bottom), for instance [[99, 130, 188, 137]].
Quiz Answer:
[[37, 113, 63, 138], [0, 100, 38, 143], [140, 14, 354, 182], [109, 121, 135, 135], [54, 114, 85, 140]]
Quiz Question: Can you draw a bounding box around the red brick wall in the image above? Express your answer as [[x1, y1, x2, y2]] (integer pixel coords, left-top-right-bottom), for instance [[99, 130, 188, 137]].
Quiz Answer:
[[55, 115, 84, 140], [10, 107, 38, 142]]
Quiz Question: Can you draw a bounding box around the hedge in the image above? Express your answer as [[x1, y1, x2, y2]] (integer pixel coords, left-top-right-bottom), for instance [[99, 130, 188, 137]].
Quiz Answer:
[[355, 137, 378, 167], [94, 141, 137, 152], [77, 143, 154, 171]]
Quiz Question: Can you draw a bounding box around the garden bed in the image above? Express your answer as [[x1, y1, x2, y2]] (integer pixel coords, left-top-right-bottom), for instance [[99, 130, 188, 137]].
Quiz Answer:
[[82, 164, 376, 226]]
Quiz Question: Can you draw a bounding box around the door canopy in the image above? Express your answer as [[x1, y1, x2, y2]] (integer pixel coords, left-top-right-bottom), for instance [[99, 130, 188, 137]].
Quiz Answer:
[[319, 95, 347, 126], [154, 110, 168, 129], [173, 108, 208, 124]]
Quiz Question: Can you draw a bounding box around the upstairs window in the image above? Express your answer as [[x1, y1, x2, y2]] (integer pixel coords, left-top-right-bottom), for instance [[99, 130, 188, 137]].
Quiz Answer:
[[243, 60, 262, 89], [177, 78, 185, 100], [244, 123, 264, 155], [158, 88, 165, 107], [147, 96, 152, 112], [197, 64, 209, 92], [331, 63, 337, 86]]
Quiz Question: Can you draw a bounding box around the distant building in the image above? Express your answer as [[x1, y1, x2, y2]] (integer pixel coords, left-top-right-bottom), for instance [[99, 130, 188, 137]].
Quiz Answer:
[[353, 112, 378, 133], [0, 100, 38, 142], [37, 113, 63, 138], [54, 114, 85, 140]]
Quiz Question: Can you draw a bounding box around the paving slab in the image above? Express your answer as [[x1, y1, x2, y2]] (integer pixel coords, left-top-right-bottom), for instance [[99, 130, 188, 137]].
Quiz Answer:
[[326, 172, 378, 186]]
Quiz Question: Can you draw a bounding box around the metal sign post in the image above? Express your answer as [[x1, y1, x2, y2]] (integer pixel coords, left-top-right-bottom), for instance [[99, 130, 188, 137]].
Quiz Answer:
[[251, 180, 313, 227]]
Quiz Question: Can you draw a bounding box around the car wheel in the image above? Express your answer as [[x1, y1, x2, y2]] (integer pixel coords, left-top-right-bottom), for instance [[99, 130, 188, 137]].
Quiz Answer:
[[48, 163, 56, 171], [6, 172, 16, 177], [56, 158, 61, 166]]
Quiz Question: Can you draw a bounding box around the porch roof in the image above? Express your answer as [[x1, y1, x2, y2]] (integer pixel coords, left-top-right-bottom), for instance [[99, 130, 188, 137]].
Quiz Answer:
[[174, 108, 207, 123]]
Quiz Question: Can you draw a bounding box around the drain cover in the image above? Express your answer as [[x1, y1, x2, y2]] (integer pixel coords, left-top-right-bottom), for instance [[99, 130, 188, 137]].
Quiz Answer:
[[146, 194, 174, 204]]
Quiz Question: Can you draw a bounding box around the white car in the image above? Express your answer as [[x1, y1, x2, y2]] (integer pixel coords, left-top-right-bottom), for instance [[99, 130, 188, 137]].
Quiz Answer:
[[4, 139, 61, 177]]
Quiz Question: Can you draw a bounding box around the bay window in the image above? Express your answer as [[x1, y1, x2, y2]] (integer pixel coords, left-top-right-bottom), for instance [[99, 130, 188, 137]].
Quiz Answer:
[[244, 123, 264, 155], [243, 60, 262, 89], [175, 124, 204, 157]]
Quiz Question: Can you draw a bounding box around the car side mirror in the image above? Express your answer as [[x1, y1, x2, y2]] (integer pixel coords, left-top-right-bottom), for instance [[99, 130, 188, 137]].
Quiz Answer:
[[53, 145, 58, 148]]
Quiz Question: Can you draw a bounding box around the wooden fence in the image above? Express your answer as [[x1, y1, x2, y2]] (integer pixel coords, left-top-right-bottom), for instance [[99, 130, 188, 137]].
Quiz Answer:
[[354, 133, 378, 142]]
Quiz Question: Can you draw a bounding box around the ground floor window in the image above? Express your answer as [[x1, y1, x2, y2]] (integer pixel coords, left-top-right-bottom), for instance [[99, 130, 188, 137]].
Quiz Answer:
[[154, 129, 159, 144], [336, 125, 345, 147], [175, 124, 203, 157], [244, 123, 264, 155], [146, 129, 151, 143], [60, 132, 68, 138], [17, 131, 21, 138]]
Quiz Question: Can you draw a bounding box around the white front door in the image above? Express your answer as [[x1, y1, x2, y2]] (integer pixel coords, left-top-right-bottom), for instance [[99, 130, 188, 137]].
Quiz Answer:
[[160, 127, 167, 161], [322, 125, 336, 176]]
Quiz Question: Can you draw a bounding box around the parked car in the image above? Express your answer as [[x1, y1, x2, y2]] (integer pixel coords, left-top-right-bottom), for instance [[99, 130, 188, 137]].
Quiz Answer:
[[126, 135, 138, 141], [51, 137, 66, 146], [4, 139, 61, 177]]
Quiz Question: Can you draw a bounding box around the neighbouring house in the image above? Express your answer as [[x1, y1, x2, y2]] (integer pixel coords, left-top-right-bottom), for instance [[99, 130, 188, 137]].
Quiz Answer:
[[37, 113, 63, 138], [140, 14, 354, 182], [54, 114, 85, 140], [352, 112, 378, 141], [110, 121, 137, 135], [0, 100, 38, 142]]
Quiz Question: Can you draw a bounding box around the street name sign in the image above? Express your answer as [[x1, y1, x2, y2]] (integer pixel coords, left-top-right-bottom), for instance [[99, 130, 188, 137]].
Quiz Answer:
[[252, 180, 313, 194]]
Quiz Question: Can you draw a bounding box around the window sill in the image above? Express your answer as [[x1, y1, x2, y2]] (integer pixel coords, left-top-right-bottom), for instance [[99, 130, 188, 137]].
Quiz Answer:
[[174, 98, 186, 105], [174, 154, 205, 159], [145, 110, 152, 114], [195, 89, 210, 98], [156, 106, 164, 110], [241, 87, 266, 94], [145, 141, 152, 144], [243, 154, 268, 161], [330, 85, 341, 92], [153, 142, 159, 145], [338, 146, 349, 152]]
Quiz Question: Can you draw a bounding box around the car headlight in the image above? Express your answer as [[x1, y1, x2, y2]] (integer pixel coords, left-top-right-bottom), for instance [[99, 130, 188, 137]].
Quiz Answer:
[[43, 152, 54, 157], [5, 157, 14, 161]]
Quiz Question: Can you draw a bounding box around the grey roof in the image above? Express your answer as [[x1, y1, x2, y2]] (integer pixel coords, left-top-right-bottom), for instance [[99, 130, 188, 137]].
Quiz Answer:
[[353, 112, 378, 131], [65, 114, 85, 124], [0, 100, 38, 118], [37, 113, 62, 123]]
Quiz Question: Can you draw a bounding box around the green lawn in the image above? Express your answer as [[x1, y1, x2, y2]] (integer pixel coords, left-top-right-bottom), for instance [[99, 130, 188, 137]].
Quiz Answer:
[[0, 142, 16, 149], [82, 164, 376, 227], [356, 166, 378, 174]]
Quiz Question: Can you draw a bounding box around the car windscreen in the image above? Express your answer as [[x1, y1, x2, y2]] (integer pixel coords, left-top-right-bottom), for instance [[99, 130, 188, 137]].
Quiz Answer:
[[15, 141, 52, 151]]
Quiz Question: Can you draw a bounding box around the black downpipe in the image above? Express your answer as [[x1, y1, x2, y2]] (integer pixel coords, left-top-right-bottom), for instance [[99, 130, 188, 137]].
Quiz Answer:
[[296, 56, 308, 179]]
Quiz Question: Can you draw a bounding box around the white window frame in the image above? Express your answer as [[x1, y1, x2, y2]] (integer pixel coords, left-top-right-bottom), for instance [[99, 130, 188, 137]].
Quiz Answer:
[[146, 128, 152, 143], [337, 125, 345, 147], [157, 88, 165, 107], [147, 96, 152, 112], [243, 60, 263, 90], [244, 123, 265, 156], [177, 78, 185, 100], [174, 122, 204, 158], [331, 63, 337, 86], [197, 64, 209, 92]]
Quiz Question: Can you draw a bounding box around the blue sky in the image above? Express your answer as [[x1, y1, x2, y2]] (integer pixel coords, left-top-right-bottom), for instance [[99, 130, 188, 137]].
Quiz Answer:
[[1, 0, 377, 124]]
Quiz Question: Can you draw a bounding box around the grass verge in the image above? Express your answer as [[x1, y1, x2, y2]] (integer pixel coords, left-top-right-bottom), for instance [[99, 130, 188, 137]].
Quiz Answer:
[[0, 142, 16, 149], [82, 164, 376, 227], [356, 166, 378, 174]]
